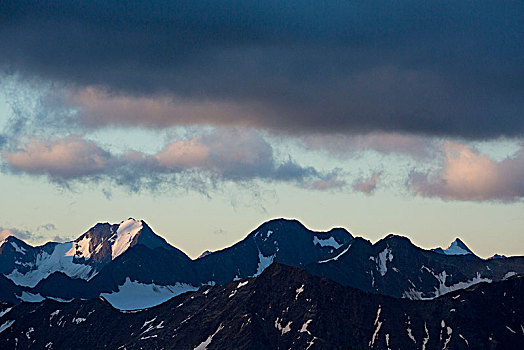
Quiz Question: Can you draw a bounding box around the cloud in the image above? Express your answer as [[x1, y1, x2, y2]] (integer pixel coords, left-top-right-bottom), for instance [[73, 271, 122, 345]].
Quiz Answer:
[[2, 135, 110, 180], [353, 172, 382, 194], [301, 132, 435, 159], [37, 223, 56, 232], [1, 129, 341, 191], [1, 1, 523, 138], [0, 227, 38, 243], [409, 141, 524, 202], [51, 235, 73, 243], [304, 177, 347, 191]]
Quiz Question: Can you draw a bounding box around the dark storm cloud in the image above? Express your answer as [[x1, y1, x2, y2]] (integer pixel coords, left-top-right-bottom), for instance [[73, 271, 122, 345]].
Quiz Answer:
[[0, 1, 523, 138]]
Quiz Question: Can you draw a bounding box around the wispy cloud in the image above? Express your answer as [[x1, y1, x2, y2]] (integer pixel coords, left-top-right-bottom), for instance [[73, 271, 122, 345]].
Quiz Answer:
[[0, 227, 40, 243], [1, 129, 343, 192], [353, 172, 382, 194], [300, 132, 435, 159]]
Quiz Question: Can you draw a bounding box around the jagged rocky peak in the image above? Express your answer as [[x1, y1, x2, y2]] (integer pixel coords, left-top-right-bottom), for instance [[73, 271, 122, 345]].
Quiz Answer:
[[72, 218, 174, 262], [432, 237, 475, 256], [197, 250, 213, 259]]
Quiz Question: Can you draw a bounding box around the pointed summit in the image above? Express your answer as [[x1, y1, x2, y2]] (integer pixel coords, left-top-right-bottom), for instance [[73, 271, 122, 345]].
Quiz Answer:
[[432, 238, 474, 256]]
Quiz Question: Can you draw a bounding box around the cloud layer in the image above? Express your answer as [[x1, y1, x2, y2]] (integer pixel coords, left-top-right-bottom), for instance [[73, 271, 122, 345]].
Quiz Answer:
[[1, 130, 341, 192], [1, 1, 522, 138]]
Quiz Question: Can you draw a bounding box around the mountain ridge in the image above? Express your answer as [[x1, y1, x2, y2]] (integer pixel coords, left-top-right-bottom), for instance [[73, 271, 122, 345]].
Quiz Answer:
[[1, 217, 523, 310], [0, 263, 522, 349]]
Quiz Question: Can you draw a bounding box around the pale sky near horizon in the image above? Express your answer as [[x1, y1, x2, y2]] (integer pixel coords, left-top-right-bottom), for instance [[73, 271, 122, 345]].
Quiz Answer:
[[1, 91, 522, 258], [1, 1, 523, 259]]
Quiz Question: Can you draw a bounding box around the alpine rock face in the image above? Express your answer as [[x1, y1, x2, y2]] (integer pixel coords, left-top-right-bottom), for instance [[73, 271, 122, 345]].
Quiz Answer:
[[0, 219, 174, 289], [192, 219, 354, 284], [0, 218, 523, 312], [305, 234, 524, 299], [0, 218, 356, 309], [0, 264, 522, 349]]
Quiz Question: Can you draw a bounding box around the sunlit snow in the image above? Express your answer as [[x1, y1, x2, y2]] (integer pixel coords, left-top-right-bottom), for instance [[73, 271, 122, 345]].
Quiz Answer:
[[5, 242, 94, 287], [112, 219, 143, 260]]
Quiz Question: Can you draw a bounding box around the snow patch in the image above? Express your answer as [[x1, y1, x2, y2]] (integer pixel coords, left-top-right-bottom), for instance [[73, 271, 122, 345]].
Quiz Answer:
[[5, 242, 94, 287], [0, 320, 14, 334], [253, 250, 275, 277], [295, 284, 304, 300], [313, 236, 341, 249], [318, 244, 351, 263], [299, 319, 312, 335], [369, 305, 382, 347], [274, 317, 292, 335], [443, 326, 452, 349], [101, 277, 198, 310], [18, 292, 45, 302], [406, 270, 492, 299], [406, 317, 416, 344], [0, 307, 12, 318], [237, 280, 249, 289], [50, 310, 60, 321], [422, 322, 429, 350], [503, 271, 516, 280], [10, 242, 26, 254], [434, 271, 491, 298], [459, 334, 469, 346], [72, 317, 86, 324], [194, 323, 224, 350], [376, 247, 393, 276]]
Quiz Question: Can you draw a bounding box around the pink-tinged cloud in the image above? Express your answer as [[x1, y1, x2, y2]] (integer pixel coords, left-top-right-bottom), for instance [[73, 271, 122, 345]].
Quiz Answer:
[[155, 139, 210, 169], [71, 87, 260, 129], [1, 130, 340, 191], [301, 132, 434, 159], [3, 135, 110, 179], [353, 172, 382, 194], [0, 227, 34, 243], [409, 141, 524, 202]]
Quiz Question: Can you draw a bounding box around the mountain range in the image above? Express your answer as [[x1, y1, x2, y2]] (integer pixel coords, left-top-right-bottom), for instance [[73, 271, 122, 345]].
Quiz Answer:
[[0, 218, 523, 310]]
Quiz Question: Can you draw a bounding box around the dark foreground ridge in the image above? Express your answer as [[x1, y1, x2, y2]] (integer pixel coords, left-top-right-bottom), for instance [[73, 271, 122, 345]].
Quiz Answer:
[[0, 263, 522, 349]]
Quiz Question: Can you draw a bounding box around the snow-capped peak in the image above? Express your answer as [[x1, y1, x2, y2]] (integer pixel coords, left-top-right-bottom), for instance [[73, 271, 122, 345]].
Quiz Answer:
[[112, 219, 143, 260], [440, 238, 474, 256]]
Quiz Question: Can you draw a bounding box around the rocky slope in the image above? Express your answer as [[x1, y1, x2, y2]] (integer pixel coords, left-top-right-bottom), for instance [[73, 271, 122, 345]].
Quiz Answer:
[[0, 263, 522, 349]]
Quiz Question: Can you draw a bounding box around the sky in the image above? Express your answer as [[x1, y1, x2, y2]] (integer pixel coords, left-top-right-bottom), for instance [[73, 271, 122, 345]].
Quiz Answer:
[[0, 1, 523, 258]]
